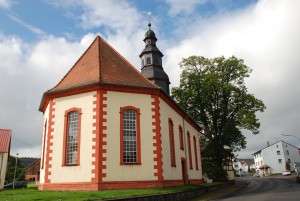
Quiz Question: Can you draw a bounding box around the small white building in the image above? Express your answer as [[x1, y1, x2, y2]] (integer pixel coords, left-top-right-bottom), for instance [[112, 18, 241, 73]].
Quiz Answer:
[[0, 129, 11, 189], [253, 141, 300, 174]]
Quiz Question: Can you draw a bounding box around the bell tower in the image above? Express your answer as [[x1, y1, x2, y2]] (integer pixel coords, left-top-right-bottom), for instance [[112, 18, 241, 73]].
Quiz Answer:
[[139, 18, 170, 95]]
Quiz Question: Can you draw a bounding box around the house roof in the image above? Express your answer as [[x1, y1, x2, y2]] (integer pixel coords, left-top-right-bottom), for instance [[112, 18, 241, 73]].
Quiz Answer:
[[39, 36, 201, 131], [25, 158, 41, 170], [47, 36, 159, 94], [252, 140, 300, 155], [0, 129, 12, 153]]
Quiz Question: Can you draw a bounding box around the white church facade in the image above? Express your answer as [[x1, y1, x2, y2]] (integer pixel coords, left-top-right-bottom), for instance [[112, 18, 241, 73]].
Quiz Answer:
[[38, 24, 203, 190]]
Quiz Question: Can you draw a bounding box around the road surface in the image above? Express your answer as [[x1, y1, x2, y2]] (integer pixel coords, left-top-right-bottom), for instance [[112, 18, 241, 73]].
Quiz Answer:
[[218, 175, 300, 201]]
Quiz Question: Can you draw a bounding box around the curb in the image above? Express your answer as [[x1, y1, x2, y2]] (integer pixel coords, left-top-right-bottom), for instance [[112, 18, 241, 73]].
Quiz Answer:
[[102, 182, 235, 201]]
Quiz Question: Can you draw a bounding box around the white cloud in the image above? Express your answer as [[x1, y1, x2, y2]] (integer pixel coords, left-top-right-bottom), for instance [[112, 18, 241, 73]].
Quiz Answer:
[[2, 0, 300, 160], [0, 33, 92, 157], [0, 0, 12, 9], [165, 0, 206, 16], [163, 0, 300, 158], [48, 0, 144, 35]]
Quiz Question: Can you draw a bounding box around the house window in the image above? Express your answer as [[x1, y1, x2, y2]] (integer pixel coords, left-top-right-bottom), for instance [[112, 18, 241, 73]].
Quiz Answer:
[[278, 159, 282, 164], [277, 151, 281, 155], [193, 136, 199, 170], [63, 108, 82, 166], [179, 126, 184, 150], [187, 132, 193, 169], [276, 145, 278, 148], [146, 57, 151, 65], [168, 118, 176, 167], [286, 150, 289, 155], [120, 106, 141, 165]]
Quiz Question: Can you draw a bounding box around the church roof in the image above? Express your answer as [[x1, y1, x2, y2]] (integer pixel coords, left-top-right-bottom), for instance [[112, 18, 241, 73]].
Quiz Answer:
[[48, 36, 159, 94], [0, 129, 11, 153]]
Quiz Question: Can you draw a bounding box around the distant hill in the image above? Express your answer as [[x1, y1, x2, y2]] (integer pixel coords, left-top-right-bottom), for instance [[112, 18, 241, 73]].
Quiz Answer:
[[238, 158, 254, 163], [20, 157, 39, 167]]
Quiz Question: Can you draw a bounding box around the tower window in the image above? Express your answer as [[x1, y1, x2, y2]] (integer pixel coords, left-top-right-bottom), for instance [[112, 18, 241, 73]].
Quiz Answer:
[[142, 59, 144, 66], [146, 57, 151, 65]]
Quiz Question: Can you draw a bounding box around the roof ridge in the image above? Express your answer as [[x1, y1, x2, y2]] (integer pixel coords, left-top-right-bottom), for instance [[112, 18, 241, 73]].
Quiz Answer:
[[0, 129, 12, 131], [98, 36, 160, 89], [96, 36, 102, 84], [49, 36, 101, 92]]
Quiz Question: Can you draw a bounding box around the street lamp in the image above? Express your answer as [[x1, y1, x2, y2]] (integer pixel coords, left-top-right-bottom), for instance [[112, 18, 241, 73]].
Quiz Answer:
[[13, 153, 19, 189]]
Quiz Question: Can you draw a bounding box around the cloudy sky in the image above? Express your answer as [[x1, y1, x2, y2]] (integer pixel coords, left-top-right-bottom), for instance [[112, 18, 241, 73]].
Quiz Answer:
[[1, 0, 300, 159]]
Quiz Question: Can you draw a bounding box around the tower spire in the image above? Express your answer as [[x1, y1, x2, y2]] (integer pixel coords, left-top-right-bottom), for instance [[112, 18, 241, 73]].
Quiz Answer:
[[147, 12, 152, 28], [139, 15, 170, 95]]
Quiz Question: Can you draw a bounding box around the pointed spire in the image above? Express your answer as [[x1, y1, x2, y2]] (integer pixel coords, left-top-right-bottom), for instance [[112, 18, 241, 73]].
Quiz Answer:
[[147, 12, 152, 29], [140, 16, 170, 95]]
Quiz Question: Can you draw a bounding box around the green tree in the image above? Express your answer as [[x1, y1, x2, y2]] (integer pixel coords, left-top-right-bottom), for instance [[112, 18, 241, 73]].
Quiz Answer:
[[172, 56, 266, 181], [5, 156, 25, 184]]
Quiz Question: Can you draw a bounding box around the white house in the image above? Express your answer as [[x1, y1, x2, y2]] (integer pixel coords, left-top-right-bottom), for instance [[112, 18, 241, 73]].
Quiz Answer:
[[38, 24, 203, 191], [253, 141, 300, 174], [0, 129, 11, 189]]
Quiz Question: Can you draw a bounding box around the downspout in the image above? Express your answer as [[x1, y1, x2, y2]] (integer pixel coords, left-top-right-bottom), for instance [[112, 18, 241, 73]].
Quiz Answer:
[[182, 116, 190, 184]]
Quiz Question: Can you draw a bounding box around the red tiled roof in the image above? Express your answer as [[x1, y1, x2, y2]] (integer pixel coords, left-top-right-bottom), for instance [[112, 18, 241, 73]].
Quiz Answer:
[[259, 165, 270, 169], [0, 129, 12, 153], [48, 36, 159, 93]]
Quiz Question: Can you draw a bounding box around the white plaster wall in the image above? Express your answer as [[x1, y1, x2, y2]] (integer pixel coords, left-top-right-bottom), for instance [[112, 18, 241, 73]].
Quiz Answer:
[[263, 142, 286, 173], [50, 91, 96, 183], [159, 98, 202, 181], [104, 91, 156, 181], [39, 103, 50, 184], [282, 141, 300, 171], [183, 118, 202, 179], [0, 153, 8, 189]]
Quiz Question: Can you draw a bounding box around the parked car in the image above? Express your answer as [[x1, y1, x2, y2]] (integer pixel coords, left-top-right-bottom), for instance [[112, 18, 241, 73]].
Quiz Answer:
[[282, 170, 292, 176], [296, 172, 300, 183], [4, 181, 27, 189]]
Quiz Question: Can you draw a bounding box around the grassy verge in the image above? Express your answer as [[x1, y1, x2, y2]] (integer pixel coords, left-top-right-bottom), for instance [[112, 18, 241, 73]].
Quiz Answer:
[[0, 184, 203, 201]]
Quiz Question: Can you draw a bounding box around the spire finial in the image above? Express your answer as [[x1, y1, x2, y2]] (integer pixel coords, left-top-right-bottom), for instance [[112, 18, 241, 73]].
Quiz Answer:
[[147, 12, 152, 28]]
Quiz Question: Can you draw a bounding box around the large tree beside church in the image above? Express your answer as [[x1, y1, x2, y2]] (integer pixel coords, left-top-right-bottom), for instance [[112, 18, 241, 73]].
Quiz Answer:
[[172, 56, 266, 181]]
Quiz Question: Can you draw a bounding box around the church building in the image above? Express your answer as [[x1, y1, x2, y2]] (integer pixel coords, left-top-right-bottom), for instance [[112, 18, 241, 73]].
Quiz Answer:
[[38, 23, 203, 190]]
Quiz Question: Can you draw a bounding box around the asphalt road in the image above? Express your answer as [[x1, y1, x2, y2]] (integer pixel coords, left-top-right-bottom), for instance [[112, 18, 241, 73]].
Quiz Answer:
[[218, 175, 300, 201]]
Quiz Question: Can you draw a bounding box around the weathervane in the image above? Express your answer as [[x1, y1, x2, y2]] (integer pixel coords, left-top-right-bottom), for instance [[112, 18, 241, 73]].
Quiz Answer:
[[147, 12, 152, 28]]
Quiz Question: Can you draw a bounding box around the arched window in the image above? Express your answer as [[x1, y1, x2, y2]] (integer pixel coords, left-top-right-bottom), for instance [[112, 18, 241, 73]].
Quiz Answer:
[[169, 118, 176, 167], [179, 126, 184, 150], [120, 106, 141, 165], [187, 132, 193, 169], [63, 108, 82, 166], [146, 57, 151, 65], [193, 136, 199, 170], [41, 119, 47, 169]]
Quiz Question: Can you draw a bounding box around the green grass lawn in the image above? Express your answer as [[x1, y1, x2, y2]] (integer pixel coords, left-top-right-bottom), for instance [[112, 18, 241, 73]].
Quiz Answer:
[[0, 184, 205, 201]]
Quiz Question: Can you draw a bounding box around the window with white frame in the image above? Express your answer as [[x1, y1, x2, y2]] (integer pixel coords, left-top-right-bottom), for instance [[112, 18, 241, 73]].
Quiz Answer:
[[66, 111, 79, 165], [122, 109, 137, 163]]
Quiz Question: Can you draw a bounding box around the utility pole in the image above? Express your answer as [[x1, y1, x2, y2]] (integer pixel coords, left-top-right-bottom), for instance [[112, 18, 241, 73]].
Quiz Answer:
[[13, 153, 19, 189]]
